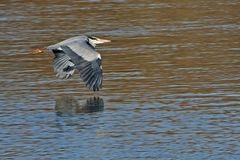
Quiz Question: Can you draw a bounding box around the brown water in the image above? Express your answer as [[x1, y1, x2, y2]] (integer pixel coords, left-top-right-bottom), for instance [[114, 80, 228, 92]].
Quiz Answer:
[[1, 0, 240, 159]]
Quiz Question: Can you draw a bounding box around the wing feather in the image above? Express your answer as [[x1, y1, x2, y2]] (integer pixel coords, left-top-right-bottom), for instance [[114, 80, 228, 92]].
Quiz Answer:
[[60, 45, 103, 91], [52, 50, 75, 79]]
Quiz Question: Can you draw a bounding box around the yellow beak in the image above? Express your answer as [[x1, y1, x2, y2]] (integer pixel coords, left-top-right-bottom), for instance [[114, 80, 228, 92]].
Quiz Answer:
[[97, 38, 111, 43]]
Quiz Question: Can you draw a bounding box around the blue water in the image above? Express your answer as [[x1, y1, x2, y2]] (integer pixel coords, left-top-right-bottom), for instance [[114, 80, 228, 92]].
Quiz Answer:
[[1, 0, 240, 159]]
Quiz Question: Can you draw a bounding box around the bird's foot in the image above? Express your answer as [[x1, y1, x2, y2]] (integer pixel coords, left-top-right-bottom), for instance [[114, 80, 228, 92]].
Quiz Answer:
[[32, 49, 46, 54]]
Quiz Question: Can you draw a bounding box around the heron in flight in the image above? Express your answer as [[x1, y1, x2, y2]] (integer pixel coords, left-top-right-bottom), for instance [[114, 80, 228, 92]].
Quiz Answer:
[[34, 35, 111, 91]]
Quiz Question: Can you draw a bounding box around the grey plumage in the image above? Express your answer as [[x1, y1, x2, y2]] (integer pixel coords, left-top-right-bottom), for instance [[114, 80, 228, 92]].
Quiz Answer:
[[47, 35, 110, 91], [52, 49, 75, 79]]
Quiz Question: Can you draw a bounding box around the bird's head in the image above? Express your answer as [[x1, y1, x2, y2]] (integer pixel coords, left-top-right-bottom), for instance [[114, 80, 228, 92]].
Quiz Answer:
[[87, 36, 111, 47]]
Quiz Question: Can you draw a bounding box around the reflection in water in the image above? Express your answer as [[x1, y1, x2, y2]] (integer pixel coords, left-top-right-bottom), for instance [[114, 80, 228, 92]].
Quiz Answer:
[[0, 0, 240, 159], [55, 96, 104, 115]]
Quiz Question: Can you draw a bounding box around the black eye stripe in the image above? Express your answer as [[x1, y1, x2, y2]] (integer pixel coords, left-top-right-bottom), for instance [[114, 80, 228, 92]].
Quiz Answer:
[[87, 36, 97, 40]]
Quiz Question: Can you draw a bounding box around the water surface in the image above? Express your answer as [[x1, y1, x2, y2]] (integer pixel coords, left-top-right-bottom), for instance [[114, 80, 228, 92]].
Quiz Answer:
[[0, 0, 240, 159]]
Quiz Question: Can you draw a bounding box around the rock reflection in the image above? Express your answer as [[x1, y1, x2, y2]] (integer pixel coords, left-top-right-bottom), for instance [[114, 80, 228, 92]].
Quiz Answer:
[[55, 96, 104, 115]]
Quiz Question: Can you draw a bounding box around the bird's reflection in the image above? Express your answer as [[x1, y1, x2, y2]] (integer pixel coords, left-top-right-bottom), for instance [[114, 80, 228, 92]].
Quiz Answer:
[[55, 96, 104, 116]]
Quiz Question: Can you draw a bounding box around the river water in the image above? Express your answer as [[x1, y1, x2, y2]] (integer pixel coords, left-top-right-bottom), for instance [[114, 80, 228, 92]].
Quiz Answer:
[[1, 0, 240, 159]]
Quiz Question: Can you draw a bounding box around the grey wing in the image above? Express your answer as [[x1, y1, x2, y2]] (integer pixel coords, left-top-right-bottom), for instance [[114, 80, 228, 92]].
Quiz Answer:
[[60, 45, 103, 91], [52, 49, 75, 79], [47, 36, 85, 51]]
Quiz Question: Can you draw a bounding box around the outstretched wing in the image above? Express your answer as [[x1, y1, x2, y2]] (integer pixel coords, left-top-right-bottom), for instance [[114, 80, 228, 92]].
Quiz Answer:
[[52, 49, 75, 79], [60, 45, 103, 91]]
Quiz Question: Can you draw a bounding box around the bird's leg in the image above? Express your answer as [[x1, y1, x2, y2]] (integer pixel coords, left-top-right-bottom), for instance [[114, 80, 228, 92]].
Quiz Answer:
[[32, 49, 47, 54]]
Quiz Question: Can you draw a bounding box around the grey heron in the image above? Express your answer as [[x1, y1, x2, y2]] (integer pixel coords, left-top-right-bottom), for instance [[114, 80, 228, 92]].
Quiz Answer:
[[34, 35, 111, 91]]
